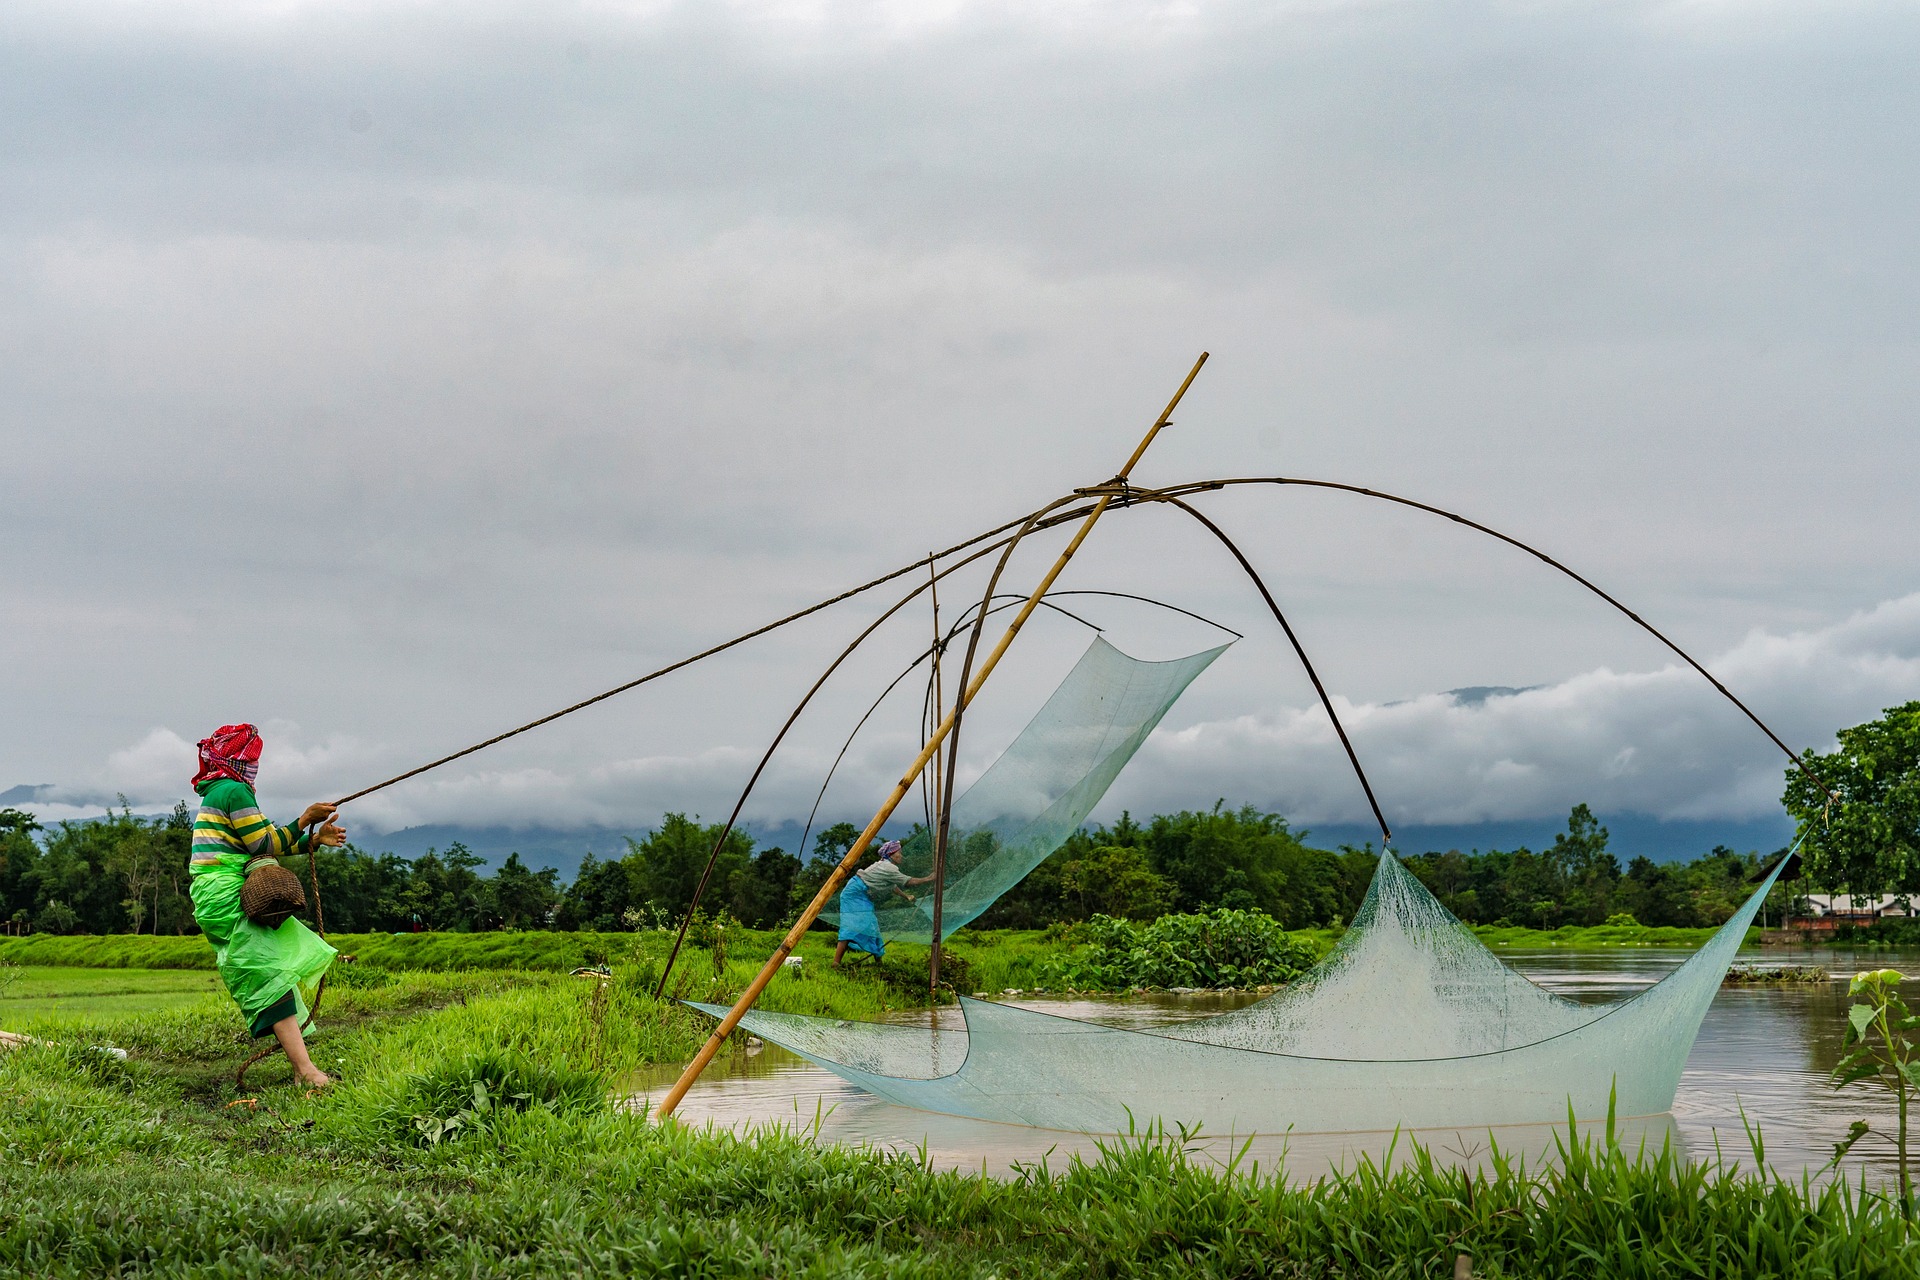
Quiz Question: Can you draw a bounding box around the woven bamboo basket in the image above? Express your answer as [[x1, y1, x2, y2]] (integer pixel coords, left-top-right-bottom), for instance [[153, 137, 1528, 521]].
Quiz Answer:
[[240, 860, 305, 929]]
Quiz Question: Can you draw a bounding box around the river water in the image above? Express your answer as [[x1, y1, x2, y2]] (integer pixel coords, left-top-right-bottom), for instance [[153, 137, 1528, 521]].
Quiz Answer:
[[629, 945, 1920, 1185]]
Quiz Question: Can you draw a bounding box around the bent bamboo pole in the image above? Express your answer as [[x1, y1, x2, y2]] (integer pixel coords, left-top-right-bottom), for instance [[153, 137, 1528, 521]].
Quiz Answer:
[[653, 351, 1208, 1119]]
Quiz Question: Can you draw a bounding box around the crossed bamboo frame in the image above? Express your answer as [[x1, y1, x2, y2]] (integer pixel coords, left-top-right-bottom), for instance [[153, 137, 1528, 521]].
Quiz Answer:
[[313, 352, 1830, 1119]]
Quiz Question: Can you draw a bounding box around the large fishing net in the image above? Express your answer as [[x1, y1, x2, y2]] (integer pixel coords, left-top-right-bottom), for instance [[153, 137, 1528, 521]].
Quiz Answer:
[[821, 635, 1229, 944], [698, 852, 1785, 1135]]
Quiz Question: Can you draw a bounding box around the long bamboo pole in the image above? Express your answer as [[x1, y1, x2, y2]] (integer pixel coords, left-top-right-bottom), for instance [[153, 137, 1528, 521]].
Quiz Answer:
[[653, 352, 1208, 1120], [926, 555, 948, 996]]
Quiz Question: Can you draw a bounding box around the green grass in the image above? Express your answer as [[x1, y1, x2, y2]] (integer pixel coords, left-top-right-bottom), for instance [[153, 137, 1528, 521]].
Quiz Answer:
[[0, 966, 224, 1024], [1, 916, 1744, 988], [0, 934, 215, 969], [1471, 921, 1755, 948], [3, 960, 1914, 1278]]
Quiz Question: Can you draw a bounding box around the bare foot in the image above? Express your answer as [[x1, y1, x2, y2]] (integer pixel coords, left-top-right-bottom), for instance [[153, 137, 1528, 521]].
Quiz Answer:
[[297, 1069, 332, 1089]]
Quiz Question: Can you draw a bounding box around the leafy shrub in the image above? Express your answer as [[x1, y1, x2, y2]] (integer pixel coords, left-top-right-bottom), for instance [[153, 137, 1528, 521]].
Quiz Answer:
[[400, 1050, 604, 1147], [1041, 920, 1083, 944], [1046, 909, 1319, 990]]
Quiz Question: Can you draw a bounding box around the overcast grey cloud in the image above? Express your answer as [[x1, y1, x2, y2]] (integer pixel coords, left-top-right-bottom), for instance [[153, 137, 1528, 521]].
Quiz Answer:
[[4, 0, 1916, 843]]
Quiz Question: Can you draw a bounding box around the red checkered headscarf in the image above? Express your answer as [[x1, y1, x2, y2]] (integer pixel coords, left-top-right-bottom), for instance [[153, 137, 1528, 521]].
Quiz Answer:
[[194, 724, 263, 790]]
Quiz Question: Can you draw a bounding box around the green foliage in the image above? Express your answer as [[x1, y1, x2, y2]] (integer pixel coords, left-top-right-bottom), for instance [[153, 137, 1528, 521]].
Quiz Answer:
[[978, 802, 1768, 935], [1725, 964, 1830, 984], [6, 802, 1787, 956], [0, 805, 193, 937], [334, 931, 647, 972], [975, 805, 1373, 930], [728, 845, 800, 928], [624, 813, 748, 920], [1046, 909, 1321, 990], [1407, 812, 1764, 930], [1828, 967, 1920, 1217], [1056, 844, 1174, 920], [32, 901, 79, 935], [481, 852, 560, 930], [400, 1049, 604, 1147], [787, 821, 860, 915], [550, 849, 633, 931], [604, 813, 797, 929], [398, 842, 489, 930], [1786, 700, 1920, 899]]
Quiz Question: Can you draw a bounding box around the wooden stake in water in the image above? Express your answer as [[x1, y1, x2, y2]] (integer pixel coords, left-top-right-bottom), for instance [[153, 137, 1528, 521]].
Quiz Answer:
[[653, 352, 1209, 1120]]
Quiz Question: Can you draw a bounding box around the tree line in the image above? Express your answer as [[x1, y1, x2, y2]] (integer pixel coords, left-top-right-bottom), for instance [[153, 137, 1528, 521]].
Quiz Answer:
[[1, 799, 1782, 937], [13, 699, 1915, 939]]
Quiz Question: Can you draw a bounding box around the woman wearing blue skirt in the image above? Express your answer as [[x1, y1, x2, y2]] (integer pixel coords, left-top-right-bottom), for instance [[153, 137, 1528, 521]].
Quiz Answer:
[[833, 839, 934, 967]]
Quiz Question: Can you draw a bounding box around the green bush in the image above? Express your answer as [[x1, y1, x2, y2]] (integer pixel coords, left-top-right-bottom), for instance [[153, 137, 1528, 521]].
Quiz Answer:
[[1046, 909, 1319, 990], [397, 1049, 605, 1147]]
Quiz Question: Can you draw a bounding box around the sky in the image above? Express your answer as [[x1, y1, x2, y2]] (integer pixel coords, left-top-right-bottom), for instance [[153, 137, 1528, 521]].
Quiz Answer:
[[3, 0, 1917, 857]]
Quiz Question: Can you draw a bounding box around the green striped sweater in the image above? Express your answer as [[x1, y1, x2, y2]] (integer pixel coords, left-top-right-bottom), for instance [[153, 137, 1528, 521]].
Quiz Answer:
[[190, 778, 309, 872]]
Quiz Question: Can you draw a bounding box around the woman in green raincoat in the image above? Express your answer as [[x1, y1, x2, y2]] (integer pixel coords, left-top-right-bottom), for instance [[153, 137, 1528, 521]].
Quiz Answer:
[[188, 724, 343, 1087]]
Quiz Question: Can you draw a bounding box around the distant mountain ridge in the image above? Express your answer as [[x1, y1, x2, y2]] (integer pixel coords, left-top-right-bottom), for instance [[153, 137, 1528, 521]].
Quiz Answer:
[[7, 787, 1796, 879], [361, 818, 921, 881], [360, 813, 1793, 881]]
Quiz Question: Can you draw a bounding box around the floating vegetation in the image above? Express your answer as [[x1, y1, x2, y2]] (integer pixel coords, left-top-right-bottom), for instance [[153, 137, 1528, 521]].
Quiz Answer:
[[1725, 964, 1832, 985]]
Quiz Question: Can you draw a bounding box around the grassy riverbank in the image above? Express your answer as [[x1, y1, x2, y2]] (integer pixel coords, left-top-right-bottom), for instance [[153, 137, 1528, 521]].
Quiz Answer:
[[1471, 921, 1752, 948], [3, 959, 1912, 1278], [0, 913, 1745, 987], [0, 929, 1062, 1009]]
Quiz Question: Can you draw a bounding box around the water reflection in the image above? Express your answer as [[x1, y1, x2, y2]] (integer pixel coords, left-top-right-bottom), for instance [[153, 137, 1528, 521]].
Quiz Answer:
[[629, 946, 1920, 1185]]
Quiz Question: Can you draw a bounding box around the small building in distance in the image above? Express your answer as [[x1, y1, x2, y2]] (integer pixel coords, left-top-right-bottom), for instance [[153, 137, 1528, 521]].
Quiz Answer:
[[1766, 893, 1910, 942]]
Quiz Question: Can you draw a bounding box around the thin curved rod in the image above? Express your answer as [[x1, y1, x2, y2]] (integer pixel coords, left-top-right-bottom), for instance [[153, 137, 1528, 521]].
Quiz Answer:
[[657, 557, 1230, 994], [931, 505, 1060, 977], [795, 592, 1118, 881], [1099, 476, 1836, 804], [652, 504, 1083, 995], [1039, 590, 1244, 640], [657, 594, 1096, 998], [802, 587, 1242, 862], [1156, 495, 1391, 845]]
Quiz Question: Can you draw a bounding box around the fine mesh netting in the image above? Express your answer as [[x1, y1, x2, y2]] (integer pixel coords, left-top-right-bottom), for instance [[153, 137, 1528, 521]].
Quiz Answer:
[[699, 851, 1785, 1135], [822, 635, 1228, 944], [1157, 852, 1602, 1058]]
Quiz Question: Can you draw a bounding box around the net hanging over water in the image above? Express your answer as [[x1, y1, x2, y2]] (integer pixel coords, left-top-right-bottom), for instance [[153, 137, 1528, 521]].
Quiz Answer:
[[822, 635, 1230, 944], [698, 852, 1787, 1135]]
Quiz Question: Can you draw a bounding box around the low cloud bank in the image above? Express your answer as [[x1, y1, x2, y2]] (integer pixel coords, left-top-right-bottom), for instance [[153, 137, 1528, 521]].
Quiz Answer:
[[1129, 592, 1920, 826], [18, 593, 1920, 835]]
